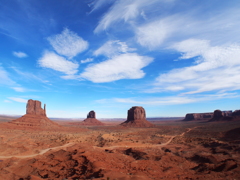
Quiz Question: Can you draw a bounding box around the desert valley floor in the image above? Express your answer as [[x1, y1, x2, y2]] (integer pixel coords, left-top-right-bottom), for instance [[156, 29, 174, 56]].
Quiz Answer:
[[0, 117, 240, 180]]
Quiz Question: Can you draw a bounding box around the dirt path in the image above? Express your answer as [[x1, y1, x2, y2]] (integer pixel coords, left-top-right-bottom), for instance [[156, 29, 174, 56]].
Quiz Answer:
[[0, 142, 74, 159], [0, 126, 199, 159], [96, 126, 199, 150]]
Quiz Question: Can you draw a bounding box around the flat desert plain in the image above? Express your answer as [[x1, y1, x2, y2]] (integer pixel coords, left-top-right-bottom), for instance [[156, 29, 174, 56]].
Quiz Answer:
[[0, 117, 240, 180]]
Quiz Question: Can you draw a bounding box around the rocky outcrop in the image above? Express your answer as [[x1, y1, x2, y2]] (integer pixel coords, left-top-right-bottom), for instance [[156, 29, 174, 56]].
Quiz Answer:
[[232, 110, 240, 117], [26, 99, 46, 116], [9, 99, 60, 128], [209, 110, 233, 122], [183, 113, 213, 121], [87, 111, 96, 118], [81, 111, 104, 126], [120, 106, 154, 127]]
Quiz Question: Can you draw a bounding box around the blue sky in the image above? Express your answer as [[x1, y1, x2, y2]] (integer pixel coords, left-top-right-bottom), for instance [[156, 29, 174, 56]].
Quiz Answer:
[[1, 0, 240, 118]]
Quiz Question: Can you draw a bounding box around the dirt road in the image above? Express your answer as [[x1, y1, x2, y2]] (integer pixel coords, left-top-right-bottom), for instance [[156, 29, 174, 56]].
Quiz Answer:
[[0, 142, 74, 159], [0, 127, 199, 159]]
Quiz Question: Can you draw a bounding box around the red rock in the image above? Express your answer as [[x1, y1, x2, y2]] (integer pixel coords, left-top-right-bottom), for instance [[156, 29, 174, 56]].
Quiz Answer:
[[81, 111, 104, 126], [9, 99, 60, 128], [26, 99, 46, 116], [209, 110, 233, 121], [120, 106, 154, 127], [183, 113, 213, 121]]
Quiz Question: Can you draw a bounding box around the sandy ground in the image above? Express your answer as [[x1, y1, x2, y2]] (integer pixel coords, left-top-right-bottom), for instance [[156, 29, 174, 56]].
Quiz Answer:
[[0, 119, 240, 180]]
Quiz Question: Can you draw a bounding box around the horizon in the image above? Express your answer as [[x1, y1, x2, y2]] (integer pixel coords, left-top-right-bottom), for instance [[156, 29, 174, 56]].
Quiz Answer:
[[1, 0, 240, 118]]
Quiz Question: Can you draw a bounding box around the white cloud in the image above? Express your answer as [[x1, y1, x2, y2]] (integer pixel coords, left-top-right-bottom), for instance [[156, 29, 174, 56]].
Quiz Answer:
[[11, 87, 26, 92], [136, 17, 175, 49], [47, 28, 88, 59], [96, 92, 238, 106], [13, 51, 28, 58], [80, 53, 153, 83], [38, 51, 79, 75], [135, 6, 240, 49], [94, 0, 166, 33], [0, 65, 15, 85], [80, 58, 93, 64], [151, 39, 240, 94], [8, 97, 28, 103], [94, 40, 135, 57], [89, 0, 114, 13], [4, 100, 12, 103]]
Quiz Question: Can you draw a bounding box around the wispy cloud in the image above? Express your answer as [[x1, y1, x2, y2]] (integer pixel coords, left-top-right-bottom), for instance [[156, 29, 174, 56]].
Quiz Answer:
[[8, 97, 28, 103], [47, 28, 88, 59], [88, 0, 114, 13], [80, 58, 93, 64], [96, 92, 239, 106], [94, 0, 167, 33], [0, 65, 15, 85], [11, 87, 27, 92], [13, 51, 28, 58], [80, 53, 153, 83], [135, 6, 240, 49], [150, 39, 240, 94], [38, 51, 79, 75], [94, 40, 135, 57]]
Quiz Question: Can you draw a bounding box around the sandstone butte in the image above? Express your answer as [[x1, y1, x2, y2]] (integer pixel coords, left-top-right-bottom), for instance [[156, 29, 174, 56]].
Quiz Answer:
[[120, 106, 155, 127], [9, 99, 60, 128], [81, 110, 104, 126]]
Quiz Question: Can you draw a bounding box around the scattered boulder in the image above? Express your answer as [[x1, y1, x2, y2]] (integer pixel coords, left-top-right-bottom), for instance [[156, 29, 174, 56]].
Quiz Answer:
[[9, 99, 60, 128], [81, 111, 104, 126], [120, 106, 155, 127]]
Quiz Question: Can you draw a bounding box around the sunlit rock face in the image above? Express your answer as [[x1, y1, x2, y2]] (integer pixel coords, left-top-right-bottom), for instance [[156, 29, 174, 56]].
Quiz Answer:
[[121, 106, 154, 127], [26, 99, 46, 116], [9, 99, 60, 128]]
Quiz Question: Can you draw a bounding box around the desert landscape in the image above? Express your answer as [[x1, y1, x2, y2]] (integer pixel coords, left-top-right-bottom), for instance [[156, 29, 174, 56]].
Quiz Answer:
[[0, 100, 240, 180]]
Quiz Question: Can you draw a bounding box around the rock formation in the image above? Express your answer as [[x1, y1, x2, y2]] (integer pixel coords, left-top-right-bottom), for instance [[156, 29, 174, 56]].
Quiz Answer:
[[232, 110, 240, 117], [209, 110, 233, 121], [87, 111, 96, 118], [183, 113, 213, 121], [26, 99, 46, 116], [120, 106, 154, 127], [9, 99, 60, 128], [81, 110, 104, 126]]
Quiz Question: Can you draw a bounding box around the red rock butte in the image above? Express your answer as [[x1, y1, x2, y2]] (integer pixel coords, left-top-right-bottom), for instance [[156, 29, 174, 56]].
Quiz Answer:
[[81, 111, 104, 126], [120, 106, 155, 127], [9, 99, 60, 128]]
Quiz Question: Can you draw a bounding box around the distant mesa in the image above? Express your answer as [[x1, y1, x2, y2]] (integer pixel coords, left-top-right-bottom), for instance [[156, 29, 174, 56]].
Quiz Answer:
[[183, 112, 213, 121], [81, 110, 104, 126], [209, 110, 233, 122], [9, 99, 60, 128], [120, 106, 155, 127]]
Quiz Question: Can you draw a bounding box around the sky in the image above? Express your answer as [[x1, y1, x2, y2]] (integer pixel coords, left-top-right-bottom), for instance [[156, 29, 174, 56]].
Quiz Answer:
[[1, 0, 240, 118]]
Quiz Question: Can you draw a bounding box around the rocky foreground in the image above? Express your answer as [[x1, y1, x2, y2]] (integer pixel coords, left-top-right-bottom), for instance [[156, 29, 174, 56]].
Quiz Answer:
[[0, 120, 240, 180]]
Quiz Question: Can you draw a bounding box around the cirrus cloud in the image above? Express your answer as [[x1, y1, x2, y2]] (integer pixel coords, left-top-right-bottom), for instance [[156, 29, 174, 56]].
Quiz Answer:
[[151, 39, 240, 94]]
